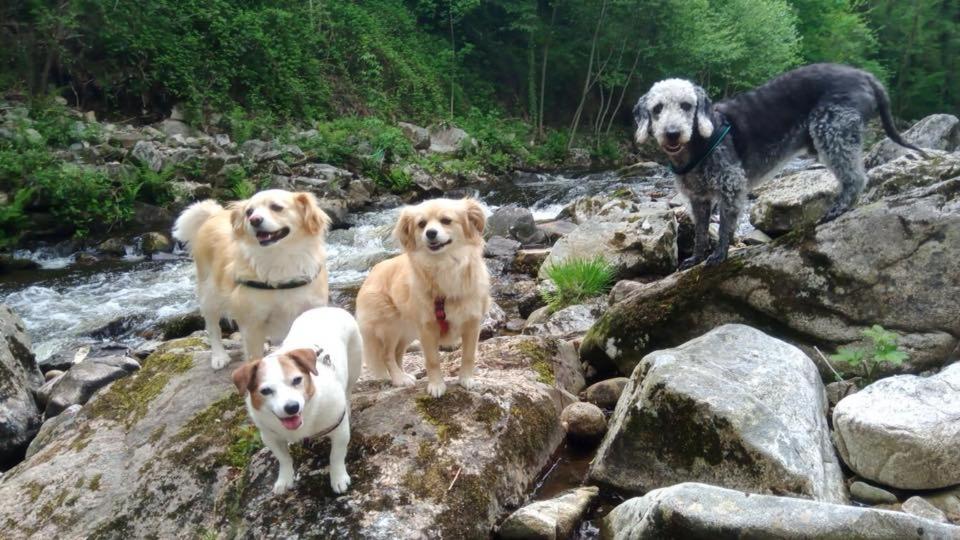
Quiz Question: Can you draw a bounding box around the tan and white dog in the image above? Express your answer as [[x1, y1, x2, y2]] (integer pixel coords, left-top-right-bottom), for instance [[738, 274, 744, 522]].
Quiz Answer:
[[231, 307, 362, 494], [356, 198, 491, 398], [172, 189, 331, 369]]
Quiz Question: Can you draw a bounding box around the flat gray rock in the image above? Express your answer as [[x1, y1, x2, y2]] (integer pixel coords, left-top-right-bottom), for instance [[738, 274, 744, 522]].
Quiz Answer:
[[588, 324, 846, 503], [603, 482, 960, 539], [499, 486, 598, 539], [44, 355, 141, 418], [749, 169, 841, 234]]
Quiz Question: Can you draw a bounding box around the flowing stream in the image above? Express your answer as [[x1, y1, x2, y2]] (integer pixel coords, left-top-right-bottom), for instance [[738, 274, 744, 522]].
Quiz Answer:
[[1, 168, 674, 361]]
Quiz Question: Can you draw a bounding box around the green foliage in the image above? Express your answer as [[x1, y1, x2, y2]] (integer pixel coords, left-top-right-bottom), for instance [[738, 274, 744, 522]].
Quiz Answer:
[[830, 325, 909, 382], [0, 188, 33, 247], [541, 256, 616, 312], [33, 163, 135, 237]]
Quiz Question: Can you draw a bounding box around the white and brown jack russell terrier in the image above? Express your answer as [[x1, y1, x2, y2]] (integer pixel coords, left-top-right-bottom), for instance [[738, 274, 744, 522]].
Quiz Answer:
[[231, 307, 362, 494]]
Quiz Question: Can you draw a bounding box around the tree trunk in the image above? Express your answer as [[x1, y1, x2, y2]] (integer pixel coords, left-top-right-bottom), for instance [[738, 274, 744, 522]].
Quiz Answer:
[[537, 1, 558, 140], [527, 32, 537, 127], [449, 5, 456, 118], [605, 45, 643, 135], [568, 0, 607, 150]]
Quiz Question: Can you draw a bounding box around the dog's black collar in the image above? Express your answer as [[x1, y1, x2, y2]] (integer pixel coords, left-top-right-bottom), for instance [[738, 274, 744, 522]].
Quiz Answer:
[[237, 270, 320, 290], [670, 122, 732, 175], [314, 408, 347, 438]]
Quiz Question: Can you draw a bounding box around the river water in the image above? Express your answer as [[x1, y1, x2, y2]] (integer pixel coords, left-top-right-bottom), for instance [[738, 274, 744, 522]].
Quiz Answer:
[[1, 168, 676, 361]]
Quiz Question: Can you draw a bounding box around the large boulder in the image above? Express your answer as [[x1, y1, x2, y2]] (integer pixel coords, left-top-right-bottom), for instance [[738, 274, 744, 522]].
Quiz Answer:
[[0, 305, 43, 466], [602, 483, 960, 539], [588, 325, 846, 503], [524, 300, 604, 339], [398, 122, 430, 150], [866, 114, 960, 169], [0, 334, 576, 538], [428, 124, 474, 155], [581, 153, 960, 378], [487, 204, 546, 245], [833, 363, 960, 490], [749, 168, 841, 234], [539, 205, 677, 280]]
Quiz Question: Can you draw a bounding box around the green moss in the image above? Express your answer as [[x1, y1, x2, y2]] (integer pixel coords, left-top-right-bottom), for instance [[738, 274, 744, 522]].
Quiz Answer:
[[516, 339, 556, 385], [166, 392, 259, 474], [415, 391, 468, 443], [88, 473, 102, 491], [473, 400, 504, 432], [68, 423, 94, 452], [148, 426, 166, 444], [89, 514, 132, 539], [38, 488, 69, 515], [87, 337, 201, 429]]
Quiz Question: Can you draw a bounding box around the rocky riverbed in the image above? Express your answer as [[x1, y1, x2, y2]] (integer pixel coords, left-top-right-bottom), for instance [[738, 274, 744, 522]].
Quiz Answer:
[[1, 112, 959, 538]]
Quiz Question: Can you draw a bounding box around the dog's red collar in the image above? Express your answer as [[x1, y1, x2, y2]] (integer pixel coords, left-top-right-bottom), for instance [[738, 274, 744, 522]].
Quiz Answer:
[[434, 297, 449, 335]]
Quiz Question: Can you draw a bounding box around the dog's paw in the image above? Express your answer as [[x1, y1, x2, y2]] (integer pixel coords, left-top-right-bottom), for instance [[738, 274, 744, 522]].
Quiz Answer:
[[391, 372, 416, 387], [211, 352, 230, 370], [426, 380, 447, 398], [330, 470, 351, 494], [458, 375, 477, 390], [678, 255, 703, 271], [272, 475, 295, 495], [704, 251, 727, 267]]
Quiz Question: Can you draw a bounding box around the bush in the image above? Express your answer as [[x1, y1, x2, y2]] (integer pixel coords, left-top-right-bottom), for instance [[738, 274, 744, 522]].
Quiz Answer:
[[33, 163, 136, 237], [541, 256, 616, 312]]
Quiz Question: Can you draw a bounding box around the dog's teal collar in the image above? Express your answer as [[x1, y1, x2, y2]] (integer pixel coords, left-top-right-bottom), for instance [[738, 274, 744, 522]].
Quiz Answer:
[[669, 122, 732, 175], [237, 270, 320, 290]]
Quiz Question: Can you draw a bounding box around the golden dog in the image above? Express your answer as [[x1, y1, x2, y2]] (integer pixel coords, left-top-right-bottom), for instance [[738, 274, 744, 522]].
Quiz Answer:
[[173, 189, 330, 369], [356, 198, 490, 397]]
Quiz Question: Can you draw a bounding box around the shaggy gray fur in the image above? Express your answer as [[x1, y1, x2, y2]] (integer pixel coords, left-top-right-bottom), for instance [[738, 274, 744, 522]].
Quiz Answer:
[[633, 63, 925, 269]]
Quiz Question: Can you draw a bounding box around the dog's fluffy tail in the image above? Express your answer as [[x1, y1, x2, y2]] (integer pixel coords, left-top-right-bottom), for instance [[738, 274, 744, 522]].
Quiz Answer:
[[172, 200, 223, 248], [869, 76, 927, 157]]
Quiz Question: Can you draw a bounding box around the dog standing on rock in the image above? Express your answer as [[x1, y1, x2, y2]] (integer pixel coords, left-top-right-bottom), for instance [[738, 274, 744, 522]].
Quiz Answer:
[[173, 189, 331, 369], [633, 63, 926, 269], [356, 198, 491, 398]]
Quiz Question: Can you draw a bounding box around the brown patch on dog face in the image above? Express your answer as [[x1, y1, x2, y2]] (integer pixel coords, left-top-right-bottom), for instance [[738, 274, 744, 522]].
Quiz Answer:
[[294, 192, 331, 236], [228, 200, 247, 235], [394, 207, 418, 251], [231, 358, 264, 409], [461, 198, 485, 241], [278, 350, 316, 400]]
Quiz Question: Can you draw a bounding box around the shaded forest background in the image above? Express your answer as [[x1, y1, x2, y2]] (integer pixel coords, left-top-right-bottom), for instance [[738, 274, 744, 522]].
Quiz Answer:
[[2, 0, 957, 138]]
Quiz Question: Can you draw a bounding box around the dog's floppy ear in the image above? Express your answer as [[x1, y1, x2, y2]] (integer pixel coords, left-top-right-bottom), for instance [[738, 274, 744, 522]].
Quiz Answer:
[[228, 201, 247, 235], [633, 94, 651, 144], [231, 360, 260, 395], [286, 348, 319, 376], [295, 192, 331, 236], [393, 207, 418, 252], [694, 85, 714, 138], [462, 198, 486, 240]]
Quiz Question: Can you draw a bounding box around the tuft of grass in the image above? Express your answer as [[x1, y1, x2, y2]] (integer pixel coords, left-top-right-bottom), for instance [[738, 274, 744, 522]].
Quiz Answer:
[[830, 325, 909, 383], [541, 255, 615, 311]]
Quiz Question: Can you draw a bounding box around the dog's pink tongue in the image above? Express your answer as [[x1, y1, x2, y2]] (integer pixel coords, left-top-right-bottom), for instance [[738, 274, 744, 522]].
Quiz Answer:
[[280, 415, 302, 430]]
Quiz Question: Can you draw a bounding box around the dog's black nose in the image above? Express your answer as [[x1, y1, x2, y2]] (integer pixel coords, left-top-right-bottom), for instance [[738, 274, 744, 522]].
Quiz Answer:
[[284, 402, 300, 415], [665, 130, 681, 142], [249, 215, 263, 227], [425, 229, 438, 240]]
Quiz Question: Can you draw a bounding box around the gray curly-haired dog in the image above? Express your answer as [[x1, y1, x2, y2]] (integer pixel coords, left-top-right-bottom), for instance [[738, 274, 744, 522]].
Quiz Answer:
[[633, 63, 925, 269]]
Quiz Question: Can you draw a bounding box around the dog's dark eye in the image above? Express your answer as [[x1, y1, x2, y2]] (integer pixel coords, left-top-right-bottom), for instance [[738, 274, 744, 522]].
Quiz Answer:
[[440, 217, 452, 225], [680, 102, 692, 112], [270, 204, 284, 212], [260, 387, 274, 396], [418, 220, 427, 229], [292, 376, 303, 385], [245, 208, 253, 217], [652, 104, 663, 115]]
